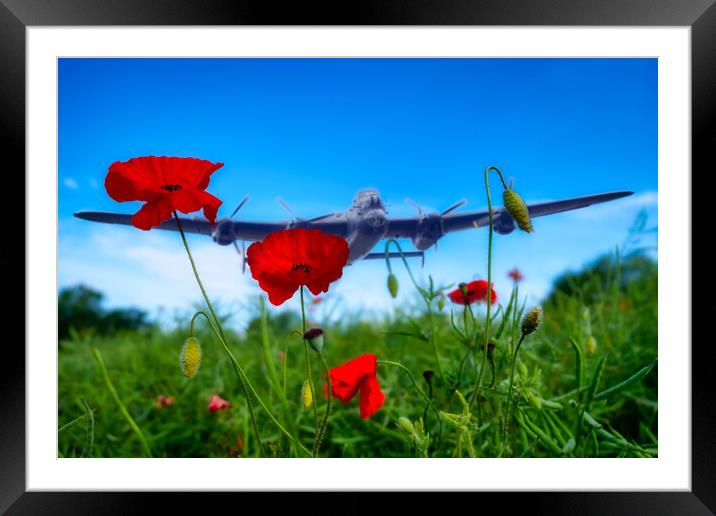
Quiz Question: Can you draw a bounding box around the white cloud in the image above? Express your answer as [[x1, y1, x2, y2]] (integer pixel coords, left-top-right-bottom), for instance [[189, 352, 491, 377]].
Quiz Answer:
[[63, 178, 79, 190]]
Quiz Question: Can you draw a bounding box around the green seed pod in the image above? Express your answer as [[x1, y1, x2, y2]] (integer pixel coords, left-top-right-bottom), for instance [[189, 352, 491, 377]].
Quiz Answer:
[[503, 188, 534, 233], [517, 361, 528, 381], [397, 416, 416, 436], [301, 380, 314, 410], [586, 336, 597, 356], [526, 389, 543, 411], [521, 306, 543, 336], [387, 273, 399, 298], [180, 336, 202, 378]]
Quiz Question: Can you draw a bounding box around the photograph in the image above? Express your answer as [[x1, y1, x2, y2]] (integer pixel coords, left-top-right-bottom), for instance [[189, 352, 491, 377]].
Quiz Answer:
[[57, 57, 658, 459]]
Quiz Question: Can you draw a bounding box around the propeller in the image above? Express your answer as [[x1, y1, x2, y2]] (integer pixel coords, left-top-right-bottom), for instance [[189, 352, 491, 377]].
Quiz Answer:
[[406, 197, 470, 252], [277, 197, 336, 225], [231, 195, 250, 275]]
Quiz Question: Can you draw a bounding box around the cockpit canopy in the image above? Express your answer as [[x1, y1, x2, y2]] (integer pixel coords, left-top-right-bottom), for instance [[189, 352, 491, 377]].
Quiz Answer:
[[353, 189, 386, 212]]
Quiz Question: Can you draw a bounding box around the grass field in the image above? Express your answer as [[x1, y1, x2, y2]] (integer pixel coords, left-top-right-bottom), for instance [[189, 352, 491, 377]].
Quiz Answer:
[[58, 248, 657, 459]]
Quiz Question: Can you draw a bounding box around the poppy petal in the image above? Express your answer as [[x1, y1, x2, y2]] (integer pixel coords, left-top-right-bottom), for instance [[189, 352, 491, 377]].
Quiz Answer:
[[359, 374, 385, 419], [329, 354, 377, 403], [131, 197, 173, 231]]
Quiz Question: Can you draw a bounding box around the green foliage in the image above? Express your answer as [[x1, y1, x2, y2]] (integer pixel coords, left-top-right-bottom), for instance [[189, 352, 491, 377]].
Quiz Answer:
[[58, 249, 657, 458], [59, 284, 154, 340]]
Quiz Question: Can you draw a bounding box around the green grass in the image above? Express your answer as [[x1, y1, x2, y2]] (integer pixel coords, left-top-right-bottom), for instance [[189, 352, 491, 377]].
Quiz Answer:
[[58, 250, 657, 459]]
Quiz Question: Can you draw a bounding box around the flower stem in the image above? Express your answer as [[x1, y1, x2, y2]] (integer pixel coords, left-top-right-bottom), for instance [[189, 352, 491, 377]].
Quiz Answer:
[[91, 347, 152, 458], [384, 239, 445, 378], [377, 360, 442, 440], [313, 353, 333, 456], [173, 212, 269, 455], [300, 287, 319, 439], [469, 166, 504, 414], [193, 311, 313, 457]]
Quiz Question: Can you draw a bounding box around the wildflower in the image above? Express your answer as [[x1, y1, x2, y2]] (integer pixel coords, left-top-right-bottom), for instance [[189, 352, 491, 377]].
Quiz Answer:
[[180, 336, 202, 378], [105, 156, 223, 230], [508, 268, 524, 282], [278, 351, 286, 361], [503, 188, 533, 233], [312, 296, 323, 305], [154, 395, 175, 409], [328, 354, 385, 419], [246, 228, 349, 306], [387, 273, 399, 298], [304, 327, 324, 353], [447, 280, 497, 305], [521, 306, 543, 336], [208, 394, 230, 413]]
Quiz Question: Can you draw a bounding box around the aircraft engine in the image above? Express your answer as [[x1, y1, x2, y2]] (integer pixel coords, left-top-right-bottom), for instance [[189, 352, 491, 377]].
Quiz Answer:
[[411, 213, 444, 250], [493, 213, 516, 235], [212, 219, 235, 246]]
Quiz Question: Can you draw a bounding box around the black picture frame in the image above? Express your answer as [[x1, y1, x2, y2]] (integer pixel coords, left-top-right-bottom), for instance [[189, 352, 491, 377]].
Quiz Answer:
[[3, 0, 711, 513]]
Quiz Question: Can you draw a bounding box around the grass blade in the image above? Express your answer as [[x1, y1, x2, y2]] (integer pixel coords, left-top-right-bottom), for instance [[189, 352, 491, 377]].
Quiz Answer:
[[593, 358, 657, 401]]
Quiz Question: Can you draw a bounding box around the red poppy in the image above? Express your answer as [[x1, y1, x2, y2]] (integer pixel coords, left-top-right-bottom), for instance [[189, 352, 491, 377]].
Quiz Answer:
[[508, 268, 524, 282], [448, 280, 497, 305], [328, 354, 385, 419], [208, 394, 230, 413], [154, 394, 175, 409], [105, 156, 224, 231], [246, 228, 350, 306]]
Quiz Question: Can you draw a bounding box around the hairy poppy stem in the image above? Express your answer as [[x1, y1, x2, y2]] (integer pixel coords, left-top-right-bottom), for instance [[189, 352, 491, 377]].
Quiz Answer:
[[313, 353, 333, 456], [384, 239, 445, 378], [173, 212, 270, 456], [469, 166, 505, 414], [300, 287, 320, 442]]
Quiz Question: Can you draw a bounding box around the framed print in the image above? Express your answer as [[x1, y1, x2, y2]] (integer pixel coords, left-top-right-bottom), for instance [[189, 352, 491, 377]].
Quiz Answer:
[[3, 0, 712, 513]]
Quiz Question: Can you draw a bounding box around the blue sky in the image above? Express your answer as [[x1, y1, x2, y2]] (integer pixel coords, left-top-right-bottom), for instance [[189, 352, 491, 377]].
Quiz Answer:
[[58, 58, 657, 328]]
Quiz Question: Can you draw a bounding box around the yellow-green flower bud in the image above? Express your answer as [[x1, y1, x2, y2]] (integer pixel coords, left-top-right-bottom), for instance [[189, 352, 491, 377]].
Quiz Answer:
[[180, 336, 202, 378], [521, 306, 543, 336], [517, 361, 528, 381], [397, 416, 416, 436], [586, 336, 597, 355], [503, 188, 533, 233], [387, 273, 399, 298], [437, 295, 446, 311], [301, 379, 313, 410]]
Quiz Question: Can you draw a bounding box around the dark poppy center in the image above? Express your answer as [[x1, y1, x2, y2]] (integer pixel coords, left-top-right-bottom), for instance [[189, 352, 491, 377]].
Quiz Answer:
[[160, 184, 182, 192], [290, 263, 312, 273]]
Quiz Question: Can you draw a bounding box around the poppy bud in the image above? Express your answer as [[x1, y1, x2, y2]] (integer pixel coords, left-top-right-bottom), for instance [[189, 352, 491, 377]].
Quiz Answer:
[[387, 274, 399, 298], [521, 306, 543, 336], [304, 327, 324, 353], [301, 379, 314, 409], [180, 336, 201, 378], [586, 336, 597, 355], [503, 188, 533, 233], [397, 416, 416, 436], [437, 295, 446, 311], [422, 370, 434, 386]]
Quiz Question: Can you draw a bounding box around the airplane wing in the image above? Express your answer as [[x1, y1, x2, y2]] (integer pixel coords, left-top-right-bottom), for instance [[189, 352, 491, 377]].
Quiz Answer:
[[73, 211, 350, 241], [385, 191, 634, 238]]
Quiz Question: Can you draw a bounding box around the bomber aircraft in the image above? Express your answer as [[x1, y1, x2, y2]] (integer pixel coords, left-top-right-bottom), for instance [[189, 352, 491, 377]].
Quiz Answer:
[[75, 188, 633, 270]]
